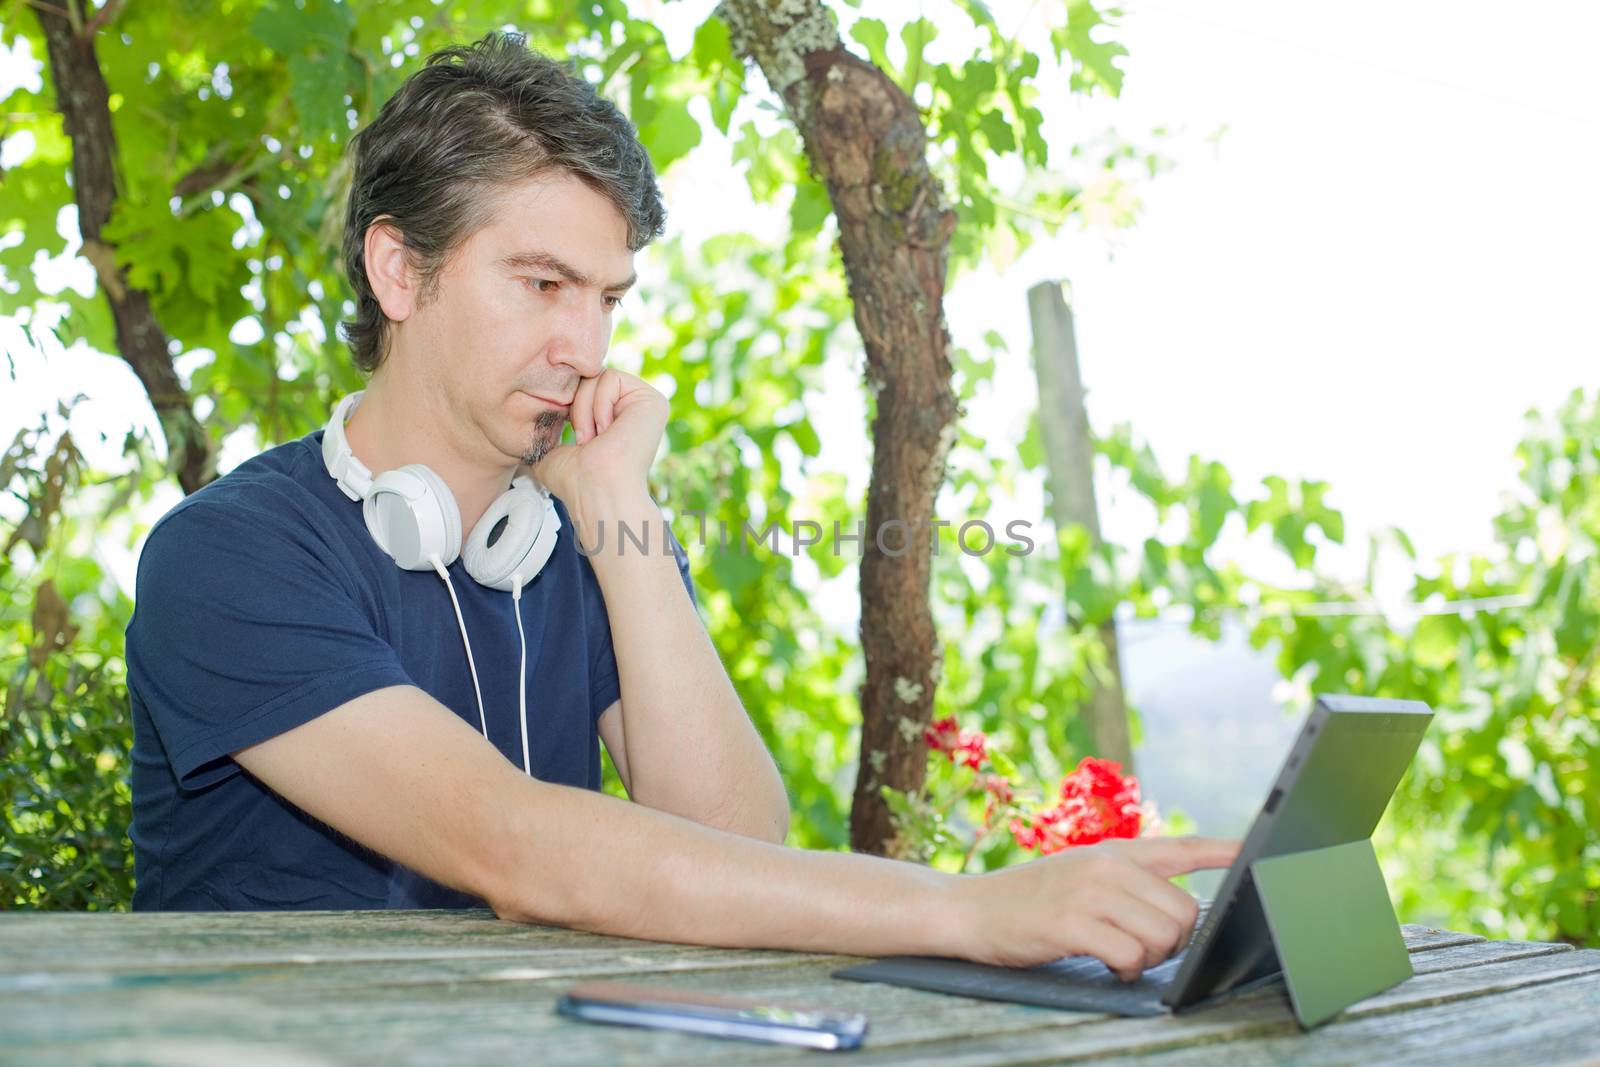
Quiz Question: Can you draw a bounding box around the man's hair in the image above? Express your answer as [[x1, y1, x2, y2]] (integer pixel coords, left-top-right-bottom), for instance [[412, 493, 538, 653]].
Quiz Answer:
[[339, 31, 666, 373]]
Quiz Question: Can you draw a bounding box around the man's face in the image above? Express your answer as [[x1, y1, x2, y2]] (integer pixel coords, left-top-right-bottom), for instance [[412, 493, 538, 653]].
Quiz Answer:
[[397, 171, 637, 468]]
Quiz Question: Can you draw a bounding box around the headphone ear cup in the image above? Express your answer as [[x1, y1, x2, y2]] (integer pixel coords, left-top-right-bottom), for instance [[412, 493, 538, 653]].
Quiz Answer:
[[461, 480, 560, 591], [364, 464, 462, 570]]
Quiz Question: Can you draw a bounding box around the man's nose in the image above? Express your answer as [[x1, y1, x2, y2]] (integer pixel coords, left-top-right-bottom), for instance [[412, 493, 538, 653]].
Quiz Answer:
[[548, 298, 608, 379]]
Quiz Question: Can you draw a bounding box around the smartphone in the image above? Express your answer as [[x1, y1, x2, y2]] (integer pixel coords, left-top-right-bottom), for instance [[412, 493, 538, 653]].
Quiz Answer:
[[555, 979, 869, 1051]]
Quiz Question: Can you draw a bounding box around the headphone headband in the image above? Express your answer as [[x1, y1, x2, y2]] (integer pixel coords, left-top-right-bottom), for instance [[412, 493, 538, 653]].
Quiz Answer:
[[322, 391, 374, 501]]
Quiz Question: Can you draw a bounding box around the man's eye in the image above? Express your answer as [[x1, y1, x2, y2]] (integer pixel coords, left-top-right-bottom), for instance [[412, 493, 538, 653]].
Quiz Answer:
[[529, 278, 558, 293], [603, 294, 623, 310]]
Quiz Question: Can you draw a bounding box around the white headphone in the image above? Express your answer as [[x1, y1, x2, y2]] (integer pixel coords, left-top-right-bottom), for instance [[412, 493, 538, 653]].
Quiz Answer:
[[321, 390, 561, 776], [321, 391, 561, 591]]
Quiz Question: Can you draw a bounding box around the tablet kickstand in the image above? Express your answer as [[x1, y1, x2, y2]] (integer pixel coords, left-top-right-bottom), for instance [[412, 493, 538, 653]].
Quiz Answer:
[[1250, 837, 1414, 1028]]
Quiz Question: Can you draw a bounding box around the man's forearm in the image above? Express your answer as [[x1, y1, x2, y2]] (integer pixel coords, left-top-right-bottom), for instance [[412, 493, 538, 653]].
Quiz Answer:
[[491, 775, 955, 957], [575, 486, 789, 840]]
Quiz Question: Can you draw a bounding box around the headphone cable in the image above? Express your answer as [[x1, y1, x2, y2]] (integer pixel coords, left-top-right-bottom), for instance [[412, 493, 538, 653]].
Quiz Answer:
[[431, 554, 489, 744], [513, 574, 530, 777]]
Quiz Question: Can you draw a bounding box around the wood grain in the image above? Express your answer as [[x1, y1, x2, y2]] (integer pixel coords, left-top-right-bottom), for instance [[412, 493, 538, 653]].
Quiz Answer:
[[1, 911, 1593, 1066]]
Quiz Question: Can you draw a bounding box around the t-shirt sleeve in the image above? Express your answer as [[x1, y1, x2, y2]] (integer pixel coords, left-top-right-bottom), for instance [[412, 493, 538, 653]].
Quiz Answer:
[[585, 524, 698, 720], [127, 497, 415, 791]]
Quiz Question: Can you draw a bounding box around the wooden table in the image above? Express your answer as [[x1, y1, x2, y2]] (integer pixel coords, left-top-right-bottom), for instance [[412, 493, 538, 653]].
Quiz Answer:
[[2, 909, 1598, 1065]]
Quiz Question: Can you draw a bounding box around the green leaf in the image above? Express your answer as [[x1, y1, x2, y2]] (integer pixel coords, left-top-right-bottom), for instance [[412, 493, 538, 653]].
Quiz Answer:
[[53, 285, 116, 354], [849, 18, 891, 72], [1017, 417, 1044, 470], [956, 0, 999, 32], [1191, 460, 1235, 547], [250, 0, 305, 54], [288, 52, 354, 143], [103, 198, 181, 294], [1054, 0, 1128, 96], [976, 109, 1014, 153], [789, 176, 831, 237], [251, 0, 355, 56], [899, 18, 938, 90], [636, 99, 701, 172], [709, 541, 764, 598], [1411, 615, 1459, 670], [787, 418, 820, 458], [692, 17, 734, 73]]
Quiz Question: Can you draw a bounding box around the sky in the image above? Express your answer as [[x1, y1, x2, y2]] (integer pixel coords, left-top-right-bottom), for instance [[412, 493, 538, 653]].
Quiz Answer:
[[3, 0, 1598, 613], [965, 0, 1600, 593]]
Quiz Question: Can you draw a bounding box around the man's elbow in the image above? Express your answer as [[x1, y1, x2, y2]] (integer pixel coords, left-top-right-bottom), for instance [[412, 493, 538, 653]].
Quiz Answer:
[[479, 784, 604, 930], [766, 792, 791, 844], [746, 754, 791, 844], [480, 834, 554, 927], [705, 791, 789, 845], [753, 768, 791, 843], [484, 843, 613, 931], [750, 797, 790, 845]]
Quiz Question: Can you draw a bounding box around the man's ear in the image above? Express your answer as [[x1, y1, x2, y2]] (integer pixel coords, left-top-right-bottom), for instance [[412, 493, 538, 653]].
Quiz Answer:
[[364, 217, 418, 324]]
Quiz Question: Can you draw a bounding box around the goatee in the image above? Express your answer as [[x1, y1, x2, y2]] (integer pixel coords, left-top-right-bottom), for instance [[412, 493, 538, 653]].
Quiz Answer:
[[520, 409, 567, 466]]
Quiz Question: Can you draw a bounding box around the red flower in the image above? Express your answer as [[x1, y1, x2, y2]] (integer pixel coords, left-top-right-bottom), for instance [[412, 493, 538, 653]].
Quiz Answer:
[[924, 716, 961, 752], [1060, 757, 1136, 803], [1009, 757, 1143, 855], [979, 773, 1014, 825], [925, 716, 989, 770], [1009, 814, 1048, 851], [979, 774, 1014, 803], [952, 733, 987, 770]]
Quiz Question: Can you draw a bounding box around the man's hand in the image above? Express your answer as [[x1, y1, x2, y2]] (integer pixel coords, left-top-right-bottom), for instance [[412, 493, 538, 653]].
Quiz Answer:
[[952, 835, 1242, 978], [530, 367, 667, 524]]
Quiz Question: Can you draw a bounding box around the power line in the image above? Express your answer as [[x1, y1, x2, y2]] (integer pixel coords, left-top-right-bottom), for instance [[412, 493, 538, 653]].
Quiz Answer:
[[1260, 591, 1536, 619], [1109, 590, 1538, 644]]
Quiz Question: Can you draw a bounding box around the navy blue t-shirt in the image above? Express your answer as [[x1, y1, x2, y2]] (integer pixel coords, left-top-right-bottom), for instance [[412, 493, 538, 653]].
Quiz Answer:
[[126, 429, 694, 911]]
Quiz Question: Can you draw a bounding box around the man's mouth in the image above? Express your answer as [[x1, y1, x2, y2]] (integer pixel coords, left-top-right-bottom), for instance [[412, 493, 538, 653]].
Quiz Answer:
[[521, 391, 572, 411]]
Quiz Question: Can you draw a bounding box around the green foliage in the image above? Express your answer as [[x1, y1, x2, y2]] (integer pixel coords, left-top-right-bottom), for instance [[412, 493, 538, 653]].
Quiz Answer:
[[2, 424, 140, 909], [635, 230, 863, 847], [1246, 389, 1600, 944], [2, 636, 134, 910]]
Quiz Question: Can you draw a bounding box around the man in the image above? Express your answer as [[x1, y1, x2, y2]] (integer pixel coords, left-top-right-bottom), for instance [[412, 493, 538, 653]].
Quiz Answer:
[[127, 31, 1238, 980]]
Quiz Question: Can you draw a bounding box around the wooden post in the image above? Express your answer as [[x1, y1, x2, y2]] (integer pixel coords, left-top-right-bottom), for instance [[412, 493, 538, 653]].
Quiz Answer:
[[1027, 281, 1134, 770]]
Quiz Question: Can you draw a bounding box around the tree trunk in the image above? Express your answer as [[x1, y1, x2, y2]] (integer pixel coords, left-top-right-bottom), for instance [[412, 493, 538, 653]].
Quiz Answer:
[[717, 0, 960, 855], [1027, 281, 1133, 770], [36, 0, 213, 495]]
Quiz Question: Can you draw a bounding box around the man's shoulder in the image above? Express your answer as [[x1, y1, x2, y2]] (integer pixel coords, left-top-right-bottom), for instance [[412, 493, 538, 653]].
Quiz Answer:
[[141, 432, 340, 562]]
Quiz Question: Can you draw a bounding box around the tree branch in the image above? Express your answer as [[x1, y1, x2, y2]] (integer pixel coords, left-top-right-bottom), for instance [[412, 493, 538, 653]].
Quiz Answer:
[[35, 0, 214, 495], [78, 0, 124, 41], [25, 0, 74, 24]]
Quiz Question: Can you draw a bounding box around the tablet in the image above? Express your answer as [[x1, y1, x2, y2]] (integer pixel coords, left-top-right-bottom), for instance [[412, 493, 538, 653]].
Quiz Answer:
[[1161, 693, 1434, 1010]]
